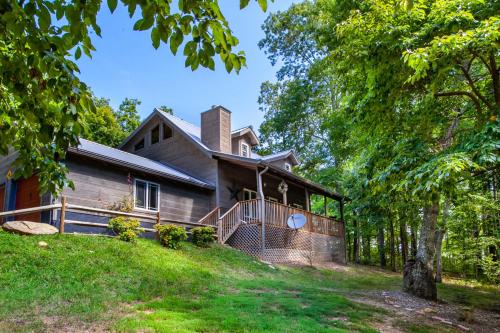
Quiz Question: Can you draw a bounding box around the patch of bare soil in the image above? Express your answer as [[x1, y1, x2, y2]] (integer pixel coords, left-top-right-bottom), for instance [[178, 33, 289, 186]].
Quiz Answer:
[[348, 290, 500, 333]]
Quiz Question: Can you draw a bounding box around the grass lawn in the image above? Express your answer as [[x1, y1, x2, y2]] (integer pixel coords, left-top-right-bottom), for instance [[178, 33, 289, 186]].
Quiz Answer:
[[0, 231, 498, 333]]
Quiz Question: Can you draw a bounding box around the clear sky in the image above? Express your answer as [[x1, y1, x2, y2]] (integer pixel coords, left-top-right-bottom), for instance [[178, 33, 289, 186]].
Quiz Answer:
[[77, 1, 295, 131]]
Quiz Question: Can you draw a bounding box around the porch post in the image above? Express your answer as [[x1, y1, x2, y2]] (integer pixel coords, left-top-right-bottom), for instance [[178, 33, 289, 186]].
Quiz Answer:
[[257, 167, 269, 256], [305, 188, 310, 211]]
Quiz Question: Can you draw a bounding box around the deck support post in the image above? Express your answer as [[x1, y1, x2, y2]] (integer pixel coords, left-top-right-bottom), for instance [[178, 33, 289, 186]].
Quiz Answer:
[[59, 196, 66, 234], [323, 196, 327, 216], [305, 188, 310, 212], [257, 167, 269, 256]]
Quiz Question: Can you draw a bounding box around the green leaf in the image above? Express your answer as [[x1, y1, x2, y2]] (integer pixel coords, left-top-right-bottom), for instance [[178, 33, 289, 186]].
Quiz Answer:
[[107, 0, 118, 13], [38, 4, 51, 31], [257, 0, 267, 12], [170, 29, 183, 55], [151, 27, 160, 49], [133, 16, 154, 31], [240, 0, 250, 9], [75, 47, 82, 60]]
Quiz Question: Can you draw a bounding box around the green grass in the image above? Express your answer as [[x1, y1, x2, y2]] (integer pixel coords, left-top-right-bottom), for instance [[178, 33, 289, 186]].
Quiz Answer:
[[0, 230, 498, 332]]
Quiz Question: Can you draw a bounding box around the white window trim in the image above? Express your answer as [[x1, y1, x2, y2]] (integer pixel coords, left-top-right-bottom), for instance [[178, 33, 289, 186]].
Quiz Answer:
[[243, 188, 257, 200], [284, 162, 292, 172], [241, 142, 250, 158], [133, 178, 160, 212], [267, 196, 279, 203], [293, 203, 303, 209]]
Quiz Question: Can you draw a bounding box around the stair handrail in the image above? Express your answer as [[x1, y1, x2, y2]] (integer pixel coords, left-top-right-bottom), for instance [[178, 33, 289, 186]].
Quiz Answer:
[[198, 207, 220, 226], [218, 202, 241, 244]]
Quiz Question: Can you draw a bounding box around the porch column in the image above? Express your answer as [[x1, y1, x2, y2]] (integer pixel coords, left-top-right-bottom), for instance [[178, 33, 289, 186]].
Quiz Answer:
[[305, 188, 310, 211]]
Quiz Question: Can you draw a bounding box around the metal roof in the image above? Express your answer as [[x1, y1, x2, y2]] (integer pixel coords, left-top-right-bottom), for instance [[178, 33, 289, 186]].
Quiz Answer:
[[69, 139, 215, 189]]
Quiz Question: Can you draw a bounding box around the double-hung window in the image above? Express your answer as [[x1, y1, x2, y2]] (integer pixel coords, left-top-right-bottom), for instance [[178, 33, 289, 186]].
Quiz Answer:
[[241, 143, 249, 157], [134, 179, 160, 211]]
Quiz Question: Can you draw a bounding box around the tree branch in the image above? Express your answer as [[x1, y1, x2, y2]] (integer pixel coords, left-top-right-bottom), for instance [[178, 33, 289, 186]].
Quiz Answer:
[[434, 91, 482, 114], [489, 53, 500, 107], [459, 63, 492, 110]]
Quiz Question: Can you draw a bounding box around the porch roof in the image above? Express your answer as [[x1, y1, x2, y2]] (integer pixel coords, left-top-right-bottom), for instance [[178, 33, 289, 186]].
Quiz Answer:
[[211, 152, 344, 201]]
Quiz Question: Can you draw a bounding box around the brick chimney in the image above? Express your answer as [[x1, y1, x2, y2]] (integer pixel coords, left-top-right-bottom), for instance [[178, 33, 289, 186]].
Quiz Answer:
[[201, 105, 231, 153]]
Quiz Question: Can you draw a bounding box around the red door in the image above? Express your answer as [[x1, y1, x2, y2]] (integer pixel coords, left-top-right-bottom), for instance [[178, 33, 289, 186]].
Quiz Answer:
[[0, 185, 5, 212], [16, 175, 40, 222]]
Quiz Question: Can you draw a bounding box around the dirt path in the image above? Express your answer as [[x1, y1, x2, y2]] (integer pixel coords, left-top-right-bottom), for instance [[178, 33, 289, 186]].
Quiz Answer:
[[307, 262, 500, 333]]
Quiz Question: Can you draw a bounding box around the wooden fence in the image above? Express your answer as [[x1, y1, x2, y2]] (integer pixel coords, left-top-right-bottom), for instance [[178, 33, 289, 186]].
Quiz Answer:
[[0, 196, 218, 235]]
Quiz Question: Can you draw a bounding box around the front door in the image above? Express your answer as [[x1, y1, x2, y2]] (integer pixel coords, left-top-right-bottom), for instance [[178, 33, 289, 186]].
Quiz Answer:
[[15, 175, 40, 222], [242, 188, 258, 220]]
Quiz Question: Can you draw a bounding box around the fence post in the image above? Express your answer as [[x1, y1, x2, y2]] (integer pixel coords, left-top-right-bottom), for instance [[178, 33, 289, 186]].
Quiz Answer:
[[59, 196, 66, 234], [155, 211, 161, 240]]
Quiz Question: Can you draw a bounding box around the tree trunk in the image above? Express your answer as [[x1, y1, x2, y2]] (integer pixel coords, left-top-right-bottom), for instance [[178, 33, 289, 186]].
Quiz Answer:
[[400, 218, 409, 267], [404, 201, 439, 300], [390, 218, 396, 272], [363, 230, 371, 263], [410, 226, 418, 258], [435, 199, 450, 283], [354, 219, 360, 264], [378, 226, 386, 268]]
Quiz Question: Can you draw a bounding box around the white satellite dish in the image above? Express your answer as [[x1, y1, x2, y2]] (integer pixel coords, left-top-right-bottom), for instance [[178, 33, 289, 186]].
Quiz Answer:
[[287, 213, 307, 229]]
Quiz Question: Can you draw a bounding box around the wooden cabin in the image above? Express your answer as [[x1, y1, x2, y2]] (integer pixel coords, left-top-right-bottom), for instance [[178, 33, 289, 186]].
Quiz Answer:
[[0, 106, 346, 263]]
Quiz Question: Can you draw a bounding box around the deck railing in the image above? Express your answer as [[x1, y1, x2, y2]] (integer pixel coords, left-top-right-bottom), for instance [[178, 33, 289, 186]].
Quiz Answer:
[[198, 207, 220, 227], [243, 199, 343, 237], [217, 202, 242, 244]]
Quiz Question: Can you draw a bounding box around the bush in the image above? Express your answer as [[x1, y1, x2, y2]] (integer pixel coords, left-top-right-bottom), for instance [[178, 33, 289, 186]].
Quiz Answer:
[[155, 224, 187, 249], [191, 226, 216, 247], [108, 216, 144, 243]]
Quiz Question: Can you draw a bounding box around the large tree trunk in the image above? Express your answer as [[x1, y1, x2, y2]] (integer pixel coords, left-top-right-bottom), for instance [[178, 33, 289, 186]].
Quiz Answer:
[[390, 218, 396, 272], [354, 219, 360, 264], [435, 199, 450, 283], [404, 201, 439, 300], [400, 218, 409, 267], [378, 226, 386, 268]]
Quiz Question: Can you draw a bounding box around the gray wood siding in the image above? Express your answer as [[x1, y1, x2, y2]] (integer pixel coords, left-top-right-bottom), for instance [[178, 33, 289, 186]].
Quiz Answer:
[[268, 156, 295, 171], [217, 161, 307, 211], [0, 149, 17, 185], [121, 115, 218, 185], [63, 155, 212, 223]]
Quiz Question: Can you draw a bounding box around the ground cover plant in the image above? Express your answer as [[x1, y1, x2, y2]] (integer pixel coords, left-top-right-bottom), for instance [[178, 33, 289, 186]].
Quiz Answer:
[[0, 231, 498, 333]]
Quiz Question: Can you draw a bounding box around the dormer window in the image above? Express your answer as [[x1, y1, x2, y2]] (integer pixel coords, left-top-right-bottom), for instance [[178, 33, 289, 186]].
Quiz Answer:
[[163, 123, 172, 140], [284, 163, 292, 172], [134, 138, 145, 151], [241, 143, 249, 157], [151, 125, 160, 145]]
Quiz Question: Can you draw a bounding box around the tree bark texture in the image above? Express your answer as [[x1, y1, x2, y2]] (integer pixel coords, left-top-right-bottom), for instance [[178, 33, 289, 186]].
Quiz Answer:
[[400, 218, 409, 267], [404, 201, 439, 300], [378, 226, 386, 268], [354, 219, 360, 264], [435, 199, 450, 283], [390, 218, 396, 272]]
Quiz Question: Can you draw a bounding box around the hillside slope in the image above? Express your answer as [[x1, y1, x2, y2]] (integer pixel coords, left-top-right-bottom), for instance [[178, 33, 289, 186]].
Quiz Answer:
[[0, 231, 497, 333]]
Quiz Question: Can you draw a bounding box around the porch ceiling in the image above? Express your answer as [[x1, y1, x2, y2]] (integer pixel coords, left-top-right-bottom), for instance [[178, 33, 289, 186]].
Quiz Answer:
[[213, 153, 344, 201]]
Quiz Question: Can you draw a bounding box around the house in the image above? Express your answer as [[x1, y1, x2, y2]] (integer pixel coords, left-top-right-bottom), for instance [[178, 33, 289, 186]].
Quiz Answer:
[[0, 105, 346, 263]]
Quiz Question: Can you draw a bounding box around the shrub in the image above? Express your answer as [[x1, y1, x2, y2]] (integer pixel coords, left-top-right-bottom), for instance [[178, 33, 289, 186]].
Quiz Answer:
[[191, 226, 216, 247], [155, 224, 187, 249], [108, 216, 144, 243]]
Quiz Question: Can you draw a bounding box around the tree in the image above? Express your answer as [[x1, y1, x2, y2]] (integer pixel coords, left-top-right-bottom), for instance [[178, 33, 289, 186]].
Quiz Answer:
[[258, 0, 499, 300], [159, 106, 173, 115], [116, 98, 141, 136], [81, 96, 141, 147], [0, 0, 270, 195]]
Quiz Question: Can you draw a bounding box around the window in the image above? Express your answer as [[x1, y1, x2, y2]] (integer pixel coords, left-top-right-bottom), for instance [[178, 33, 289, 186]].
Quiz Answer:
[[243, 188, 257, 201], [284, 163, 292, 172], [134, 138, 145, 151], [134, 179, 160, 211], [241, 143, 250, 157], [151, 125, 160, 145], [163, 124, 173, 140], [243, 188, 258, 220]]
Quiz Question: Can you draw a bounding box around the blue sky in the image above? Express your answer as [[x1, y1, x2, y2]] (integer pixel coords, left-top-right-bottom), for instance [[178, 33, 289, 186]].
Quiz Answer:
[[77, 1, 295, 131]]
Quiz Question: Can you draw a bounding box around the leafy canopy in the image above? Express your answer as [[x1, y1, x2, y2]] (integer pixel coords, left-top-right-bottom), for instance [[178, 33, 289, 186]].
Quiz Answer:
[[0, 0, 270, 194]]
